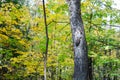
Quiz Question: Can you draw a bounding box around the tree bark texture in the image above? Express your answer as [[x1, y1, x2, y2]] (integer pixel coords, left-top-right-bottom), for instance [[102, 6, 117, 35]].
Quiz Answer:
[[67, 0, 88, 80]]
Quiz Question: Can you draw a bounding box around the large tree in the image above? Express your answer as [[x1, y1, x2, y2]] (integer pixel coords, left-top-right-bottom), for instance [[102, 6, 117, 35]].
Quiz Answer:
[[67, 0, 88, 80]]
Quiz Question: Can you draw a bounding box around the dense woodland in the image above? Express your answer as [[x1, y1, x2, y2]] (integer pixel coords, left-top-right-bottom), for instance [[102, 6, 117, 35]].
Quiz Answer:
[[0, 0, 120, 80]]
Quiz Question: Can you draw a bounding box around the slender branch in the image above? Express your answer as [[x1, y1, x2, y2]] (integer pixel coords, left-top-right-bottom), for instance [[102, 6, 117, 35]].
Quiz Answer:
[[59, 23, 69, 32], [48, 20, 120, 28], [92, 23, 120, 27], [43, 0, 49, 80], [52, 20, 69, 23], [88, 22, 120, 28], [47, 20, 69, 26], [89, 10, 93, 32]]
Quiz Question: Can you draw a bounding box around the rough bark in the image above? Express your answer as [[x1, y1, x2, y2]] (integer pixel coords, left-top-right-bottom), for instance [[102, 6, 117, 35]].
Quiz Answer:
[[67, 0, 88, 80]]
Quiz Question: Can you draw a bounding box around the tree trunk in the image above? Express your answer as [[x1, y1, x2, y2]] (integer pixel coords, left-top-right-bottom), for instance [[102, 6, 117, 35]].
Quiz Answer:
[[88, 57, 93, 80], [43, 0, 49, 80], [67, 0, 88, 80]]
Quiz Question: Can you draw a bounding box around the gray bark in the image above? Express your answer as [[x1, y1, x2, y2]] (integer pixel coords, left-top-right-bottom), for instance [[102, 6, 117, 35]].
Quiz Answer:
[[67, 0, 88, 80]]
